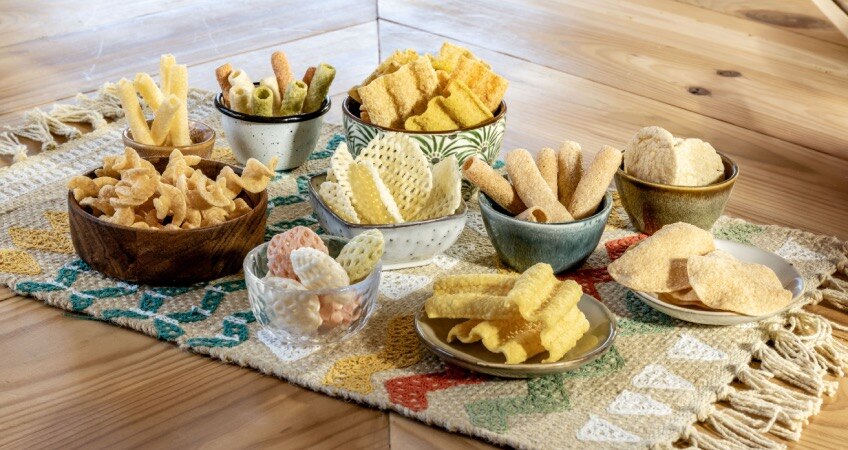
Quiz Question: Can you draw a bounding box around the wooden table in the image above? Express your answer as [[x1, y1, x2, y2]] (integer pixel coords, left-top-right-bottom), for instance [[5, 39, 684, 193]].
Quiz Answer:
[[1, 1, 846, 448]]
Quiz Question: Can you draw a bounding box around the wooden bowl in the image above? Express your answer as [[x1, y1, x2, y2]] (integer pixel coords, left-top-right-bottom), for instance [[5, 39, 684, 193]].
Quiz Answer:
[[122, 120, 215, 159], [68, 158, 267, 285]]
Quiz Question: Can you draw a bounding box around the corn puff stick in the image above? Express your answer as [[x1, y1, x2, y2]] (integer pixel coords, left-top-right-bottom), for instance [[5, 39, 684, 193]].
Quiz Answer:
[[215, 63, 233, 106], [569, 145, 622, 219], [167, 64, 191, 146], [230, 86, 253, 114], [302, 63, 335, 113], [150, 94, 180, 145], [259, 76, 281, 112], [133, 73, 164, 111], [302, 66, 316, 86], [160, 54, 176, 96], [271, 51, 293, 95], [506, 149, 573, 222], [462, 157, 525, 214], [227, 69, 253, 90], [280, 80, 307, 116], [536, 147, 557, 195], [515, 206, 549, 223], [117, 78, 153, 145], [252, 86, 274, 117], [557, 141, 583, 207]]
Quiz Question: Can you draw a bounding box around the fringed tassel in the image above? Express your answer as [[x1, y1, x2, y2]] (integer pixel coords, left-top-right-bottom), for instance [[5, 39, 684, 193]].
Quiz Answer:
[[696, 404, 786, 449], [752, 340, 832, 396], [723, 409, 801, 442], [13, 108, 81, 152], [75, 82, 123, 119], [0, 131, 28, 161], [682, 425, 751, 450], [49, 103, 107, 129], [786, 311, 848, 376]]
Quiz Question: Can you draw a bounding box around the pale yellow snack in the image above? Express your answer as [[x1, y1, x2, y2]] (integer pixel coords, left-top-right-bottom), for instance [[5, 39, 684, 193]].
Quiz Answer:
[[449, 55, 508, 112], [506, 263, 557, 320], [349, 49, 419, 103], [160, 54, 176, 96], [153, 182, 187, 226], [230, 85, 253, 114], [568, 145, 622, 220], [426, 293, 519, 320], [403, 80, 493, 131], [215, 166, 243, 200], [319, 181, 360, 224], [449, 318, 545, 364], [200, 206, 229, 227], [68, 176, 99, 202], [623, 126, 723, 186], [433, 273, 518, 296], [167, 64, 191, 146], [236, 157, 278, 193], [133, 72, 164, 111], [429, 42, 478, 73], [330, 143, 355, 202], [106, 207, 135, 227], [149, 94, 180, 145], [117, 78, 154, 145], [230, 198, 252, 218], [357, 56, 439, 128], [162, 149, 199, 184], [227, 69, 254, 91], [356, 133, 432, 220], [336, 229, 384, 282], [506, 149, 573, 222], [535, 147, 558, 195], [348, 160, 404, 224], [413, 156, 461, 221], [290, 247, 350, 290], [557, 141, 583, 207]]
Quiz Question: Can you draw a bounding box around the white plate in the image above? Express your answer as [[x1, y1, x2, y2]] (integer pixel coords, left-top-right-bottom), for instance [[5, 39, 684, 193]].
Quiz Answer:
[[415, 294, 617, 378], [632, 239, 805, 326]]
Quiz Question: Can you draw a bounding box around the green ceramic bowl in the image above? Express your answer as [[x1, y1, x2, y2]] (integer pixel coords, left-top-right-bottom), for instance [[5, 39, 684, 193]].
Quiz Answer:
[[479, 192, 613, 274], [614, 152, 738, 234]]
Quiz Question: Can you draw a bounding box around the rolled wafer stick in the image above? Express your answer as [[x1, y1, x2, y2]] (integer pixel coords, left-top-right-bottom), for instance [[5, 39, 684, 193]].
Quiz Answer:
[[557, 141, 583, 206], [150, 94, 180, 145], [168, 64, 191, 146], [134, 73, 164, 111], [230, 86, 253, 114], [303, 63, 335, 113], [117, 78, 154, 145], [462, 157, 525, 214], [515, 206, 549, 223], [271, 51, 292, 93], [160, 54, 176, 96], [506, 149, 573, 222], [215, 63, 233, 106], [568, 145, 622, 219], [252, 86, 274, 117], [302, 66, 316, 86], [228, 69, 253, 91], [259, 76, 281, 111], [536, 147, 557, 195], [280, 80, 308, 116]]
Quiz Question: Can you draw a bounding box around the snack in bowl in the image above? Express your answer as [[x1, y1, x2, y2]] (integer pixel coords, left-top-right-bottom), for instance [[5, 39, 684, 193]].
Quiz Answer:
[[245, 228, 384, 344]]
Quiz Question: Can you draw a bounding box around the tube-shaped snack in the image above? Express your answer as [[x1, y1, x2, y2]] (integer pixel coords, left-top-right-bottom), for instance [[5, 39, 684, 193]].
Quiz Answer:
[[149, 94, 180, 145], [461, 157, 525, 214], [227, 69, 253, 91], [557, 141, 583, 207], [536, 147, 557, 195], [280, 80, 308, 116], [133, 73, 164, 111], [259, 76, 281, 112], [302, 66, 316, 86], [569, 145, 622, 219], [117, 78, 154, 145], [160, 54, 176, 96], [302, 63, 335, 113], [167, 64, 191, 146], [252, 86, 274, 117], [516, 206, 549, 223], [215, 63, 233, 106], [271, 51, 293, 95], [506, 149, 573, 222], [231, 86, 253, 114]]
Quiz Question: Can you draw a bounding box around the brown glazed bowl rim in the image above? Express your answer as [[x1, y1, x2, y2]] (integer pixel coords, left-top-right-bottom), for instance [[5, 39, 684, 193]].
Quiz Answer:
[[68, 157, 267, 234], [342, 96, 506, 134], [615, 152, 738, 191], [122, 119, 216, 151]]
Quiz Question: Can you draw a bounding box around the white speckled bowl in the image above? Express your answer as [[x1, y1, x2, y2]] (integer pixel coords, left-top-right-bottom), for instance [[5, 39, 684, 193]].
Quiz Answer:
[[214, 85, 331, 171], [308, 174, 467, 270]]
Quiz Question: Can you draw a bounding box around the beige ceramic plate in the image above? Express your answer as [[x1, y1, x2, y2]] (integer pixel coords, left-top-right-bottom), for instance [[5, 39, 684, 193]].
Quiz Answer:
[[632, 239, 805, 326], [415, 294, 617, 378]]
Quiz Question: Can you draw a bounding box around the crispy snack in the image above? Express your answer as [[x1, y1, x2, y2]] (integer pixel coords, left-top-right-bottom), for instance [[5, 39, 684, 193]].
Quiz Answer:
[[267, 226, 329, 279], [506, 149, 573, 222], [413, 156, 461, 221], [357, 133, 432, 220], [515, 206, 549, 223], [239, 157, 278, 192], [462, 157, 526, 214], [433, 273, 519, 296], [319, 181, 360, 224], [330, 142, 355, 200], [449, 55, 508, 112], [227, 69, 254, 91], [608, 222, 715, 292], [535, 147, 558, 195], [624, 126, 723, 186], [568, 145, 621, 219], [507, 263, 557, 320], [404, 79, 493, 131], [429, 42, 478, 73], [68, 176, 99, 202], [658, 289, 706, 307], [336, 229, 384, 282], [302, 66, 316, 86], [230, 86, 253, 115], [259, 76, 281, 111], [426, 293, 520, 320], [303, 63, 335, 113], [348, 160, 404, 224], [149, 94, 180, 145], [167, 64, 191, 146], [216, 166, 243, 199], [215, 63, 233, 106], [271, 51, 293, 99], [557, 141, 583, 207], [290, 247, 351, 290], [349, 49, 419, 103], [280, 80, 308, 116], [160, 54, 176, 96], [154, 182, 187, 226], [264, 275, 323, 333], [357, 56, 439, 128], [117, 78, 154, 145], [252, 85, 274, 117], [133, 72, 164, 111]]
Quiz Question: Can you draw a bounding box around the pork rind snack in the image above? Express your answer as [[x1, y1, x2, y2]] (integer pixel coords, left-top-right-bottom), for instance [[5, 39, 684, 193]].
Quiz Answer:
[[350, 42, 507, 131], [624, 126, 724, 186], [425, 263, 590, 364], [318, 134, 462, 224], [68, 147, 275, 230]]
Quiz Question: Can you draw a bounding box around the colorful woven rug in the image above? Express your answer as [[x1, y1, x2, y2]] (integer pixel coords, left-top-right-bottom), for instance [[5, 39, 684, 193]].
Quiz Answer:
[[1, 86, 847, 449]]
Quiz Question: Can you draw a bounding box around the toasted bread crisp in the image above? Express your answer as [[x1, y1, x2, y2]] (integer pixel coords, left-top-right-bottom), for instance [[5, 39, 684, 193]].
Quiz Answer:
[[449, 56, 508, 112], [357, 56, 439, 128], [404, 80, 493, 131]]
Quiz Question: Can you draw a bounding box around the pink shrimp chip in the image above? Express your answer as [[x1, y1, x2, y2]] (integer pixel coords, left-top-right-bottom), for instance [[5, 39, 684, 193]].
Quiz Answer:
[[318, 294, 362, 327], [267, 226, 328, 279]]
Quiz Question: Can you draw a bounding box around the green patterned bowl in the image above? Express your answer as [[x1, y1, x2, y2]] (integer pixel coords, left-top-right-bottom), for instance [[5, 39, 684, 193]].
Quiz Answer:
[[342, 96, 506, 198]]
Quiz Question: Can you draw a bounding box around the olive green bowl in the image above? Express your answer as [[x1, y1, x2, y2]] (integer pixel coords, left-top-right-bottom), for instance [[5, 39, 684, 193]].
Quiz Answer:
[[614, 153, 738, 234]]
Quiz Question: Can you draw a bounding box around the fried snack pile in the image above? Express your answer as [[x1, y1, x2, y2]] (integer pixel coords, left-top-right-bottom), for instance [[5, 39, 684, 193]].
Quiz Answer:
[[216, 51, 335, 117], [608, 222, 792, 315], [349, 42, 508, 131], [68, 148, 276, 230], [264, 227, 384, 332], [624, 126, 724, 186], [463, 143, 621, 223], [118, 54, 191, 146], [425, 263, 590, 364], [319, 133, 462, 224]]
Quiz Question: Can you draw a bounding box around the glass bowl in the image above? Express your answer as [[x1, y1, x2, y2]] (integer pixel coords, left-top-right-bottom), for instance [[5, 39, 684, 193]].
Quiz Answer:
[[243, 235, 381, 345]]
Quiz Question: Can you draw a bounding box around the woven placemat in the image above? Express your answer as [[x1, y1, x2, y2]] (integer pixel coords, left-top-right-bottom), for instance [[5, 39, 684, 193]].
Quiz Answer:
[[1, 86, 847, 449]]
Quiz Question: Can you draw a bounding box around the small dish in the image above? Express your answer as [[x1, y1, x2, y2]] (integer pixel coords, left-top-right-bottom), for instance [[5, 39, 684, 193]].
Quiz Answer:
[[631, 239, 805, 326], [122, 119, 215, 158], [614, 152, 738, 234], [415, 293, 617, 378], [244, 236, 380, 345], [307, 173, 467, 270], [214, 84, 331, 171], [479, 191, 613, 274]]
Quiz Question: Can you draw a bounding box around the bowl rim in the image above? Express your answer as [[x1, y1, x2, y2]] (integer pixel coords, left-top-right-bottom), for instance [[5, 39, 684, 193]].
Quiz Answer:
[[614, 152, 739, 191], [243, 238, 383, 296], [342, 96, 506, 134], [214, 82, 331, 124], [67, 157, 268, 234], [307, 173, 468, 229], [478, 190, 613, 227], [123, 119, 216, 150]]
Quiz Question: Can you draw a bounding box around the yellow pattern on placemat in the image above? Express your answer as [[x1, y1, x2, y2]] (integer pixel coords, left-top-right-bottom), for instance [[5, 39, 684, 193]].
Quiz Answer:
[[0, 249, 42, 275]]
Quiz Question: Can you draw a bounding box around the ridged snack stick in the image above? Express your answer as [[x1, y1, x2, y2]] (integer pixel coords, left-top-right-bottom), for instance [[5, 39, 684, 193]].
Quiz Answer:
[[280, 80, 308, 116], [215, 63, 233, 106], [149, 94, 180, 145], [230, 86, 253, 114], [303, 63, 336, 113], [505, 149, 573, 222], [167, 64, 191, 146], [568, 145, 621, 219], [259, 76, 281, 111], [133, 73, 164, 111], [535, 147, 558, 195], [557, 141, 583, 206], [515, 206, 549, 223], [461, 157, 525, 214], [116, 78, 154, 145], [271, 51, 293, 97], [252, 86, 274, 117]]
